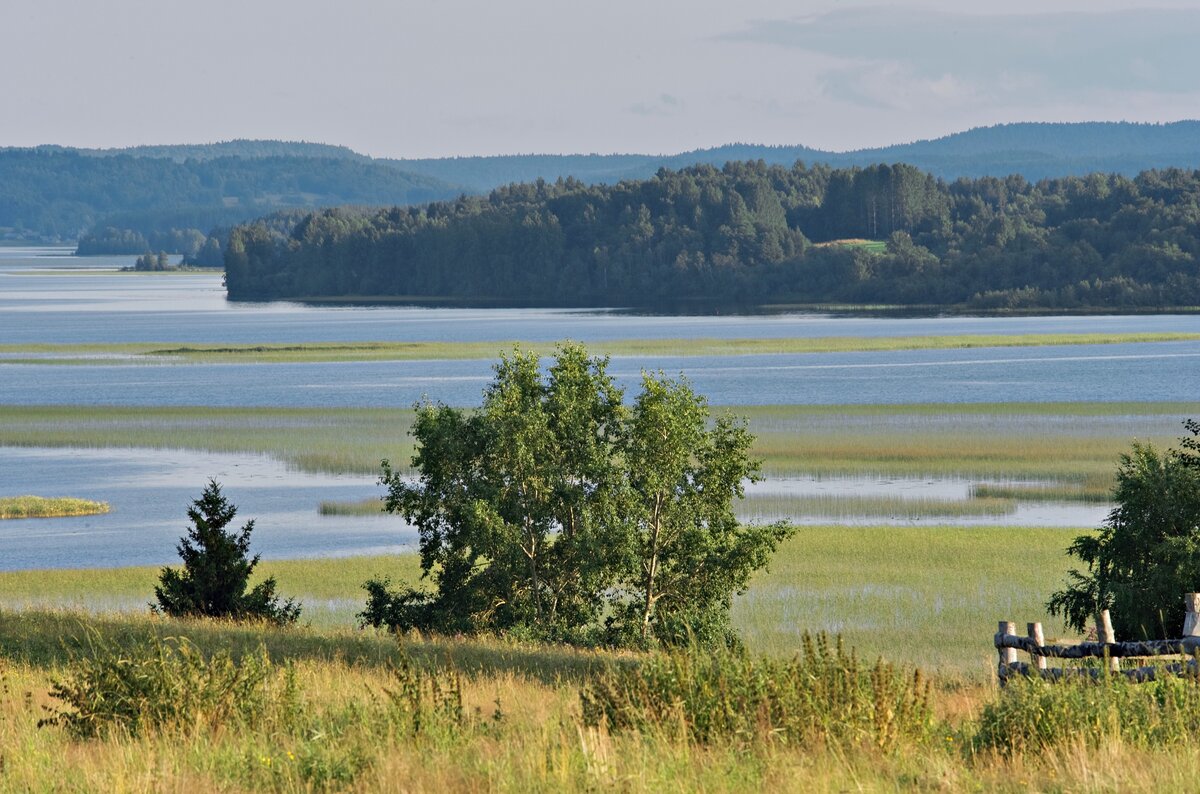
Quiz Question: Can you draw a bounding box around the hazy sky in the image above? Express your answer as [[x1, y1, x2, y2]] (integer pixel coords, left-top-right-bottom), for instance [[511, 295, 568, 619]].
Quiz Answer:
[[5, 1, 1199, 158]]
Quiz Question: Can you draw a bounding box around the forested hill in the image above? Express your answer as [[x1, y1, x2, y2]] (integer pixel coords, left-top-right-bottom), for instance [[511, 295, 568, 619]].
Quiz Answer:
[[0, 149, 459, 243], [224, 161, 1200, 310], [390, 122, 1200, 191]]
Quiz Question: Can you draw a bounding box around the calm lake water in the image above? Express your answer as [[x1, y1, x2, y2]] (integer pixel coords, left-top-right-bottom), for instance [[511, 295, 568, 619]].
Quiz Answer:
[[0, 247, 1191, 570]]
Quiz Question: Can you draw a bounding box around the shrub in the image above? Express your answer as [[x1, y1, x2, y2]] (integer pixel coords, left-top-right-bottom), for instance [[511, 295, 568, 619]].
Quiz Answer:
[[976, 672, 1200, 753], [580, 633, 931, 749], [40, 634, 291, 738]]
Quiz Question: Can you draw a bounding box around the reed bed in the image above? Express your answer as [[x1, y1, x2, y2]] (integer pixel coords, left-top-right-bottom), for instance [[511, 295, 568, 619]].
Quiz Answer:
[[318, 498, 386, 516], [0, 402, 1191, 482], [738, 493, 1017, 520], [970, 482, 1114, 503], [2, 330, 1198, 364], [0, 495, 109, 519]]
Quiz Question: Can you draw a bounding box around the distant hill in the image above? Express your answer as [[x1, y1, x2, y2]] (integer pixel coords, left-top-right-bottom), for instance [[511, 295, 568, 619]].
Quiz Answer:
[[5, 121, 1200, 246], [71, 139, 369, 163], [0, 148, 460, 245], [389, 122, 1200, 190]]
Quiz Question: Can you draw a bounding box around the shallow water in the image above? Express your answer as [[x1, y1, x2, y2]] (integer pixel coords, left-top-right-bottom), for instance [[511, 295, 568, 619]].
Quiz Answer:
[[0, 446, 413, 571], [0, 446, 1106, 571]]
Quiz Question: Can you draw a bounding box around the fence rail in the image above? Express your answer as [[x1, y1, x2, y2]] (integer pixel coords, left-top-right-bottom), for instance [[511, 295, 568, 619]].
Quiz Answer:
[[996, 593, 1200, 684]]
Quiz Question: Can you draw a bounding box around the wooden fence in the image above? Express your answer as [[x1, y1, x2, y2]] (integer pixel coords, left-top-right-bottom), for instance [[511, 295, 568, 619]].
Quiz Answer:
[[996, 593, 1200, 683]]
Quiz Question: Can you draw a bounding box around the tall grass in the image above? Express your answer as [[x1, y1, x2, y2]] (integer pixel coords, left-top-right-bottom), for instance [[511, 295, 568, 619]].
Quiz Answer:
[[0, 495, 109, 519]]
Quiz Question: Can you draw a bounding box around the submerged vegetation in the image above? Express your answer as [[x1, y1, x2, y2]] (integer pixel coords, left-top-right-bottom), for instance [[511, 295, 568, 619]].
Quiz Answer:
[[0, 495, 109, 519]]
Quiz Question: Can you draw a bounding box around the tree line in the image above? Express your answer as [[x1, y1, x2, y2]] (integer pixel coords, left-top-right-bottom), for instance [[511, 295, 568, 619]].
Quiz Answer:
[[225, 160, 1200, 309]]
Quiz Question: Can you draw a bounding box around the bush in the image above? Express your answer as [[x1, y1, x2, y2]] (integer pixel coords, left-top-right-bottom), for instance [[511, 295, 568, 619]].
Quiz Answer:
[[580, 633, 931, 749], [40, 634, 292, 738], [976, 672, 1200, 753]]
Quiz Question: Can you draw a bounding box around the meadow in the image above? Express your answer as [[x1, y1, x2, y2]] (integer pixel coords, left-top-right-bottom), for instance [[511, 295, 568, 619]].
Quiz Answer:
[[0, 525, 1076, 671], [8, 525, 1200, 792]]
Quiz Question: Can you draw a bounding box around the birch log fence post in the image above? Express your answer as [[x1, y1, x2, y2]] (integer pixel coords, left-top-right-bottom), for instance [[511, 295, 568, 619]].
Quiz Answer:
[[1184, 593, 1200, 637], [1028, 622, 1048, 672], [997, 621, 1017, 680], [1098, 609, 1119, 673]]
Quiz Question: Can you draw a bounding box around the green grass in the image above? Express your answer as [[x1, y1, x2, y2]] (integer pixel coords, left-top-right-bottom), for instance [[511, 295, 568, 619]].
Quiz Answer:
[[2, 330, 1197, 364], [0, 496, 110, 519], [0, 525, 1082, 673]]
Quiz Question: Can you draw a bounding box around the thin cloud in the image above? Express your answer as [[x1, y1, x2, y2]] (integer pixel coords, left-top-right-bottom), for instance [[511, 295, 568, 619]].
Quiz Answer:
[[723, 8, 1200, 109]]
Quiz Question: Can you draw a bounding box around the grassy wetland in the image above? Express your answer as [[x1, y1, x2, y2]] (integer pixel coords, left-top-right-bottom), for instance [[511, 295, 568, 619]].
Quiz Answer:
[[2, 330, 1198, 364]]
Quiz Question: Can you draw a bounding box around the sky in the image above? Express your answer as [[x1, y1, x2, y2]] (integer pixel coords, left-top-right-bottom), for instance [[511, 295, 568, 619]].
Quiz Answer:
[[4, 1, 1200, 158]]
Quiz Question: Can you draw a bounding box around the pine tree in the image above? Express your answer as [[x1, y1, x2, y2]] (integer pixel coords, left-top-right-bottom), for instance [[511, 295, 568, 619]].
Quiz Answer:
[[153, 480, 300, 625]]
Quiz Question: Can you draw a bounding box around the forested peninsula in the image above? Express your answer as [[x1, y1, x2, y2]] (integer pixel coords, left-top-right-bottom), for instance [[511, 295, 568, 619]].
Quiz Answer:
[[224, 161, 1200, 310]]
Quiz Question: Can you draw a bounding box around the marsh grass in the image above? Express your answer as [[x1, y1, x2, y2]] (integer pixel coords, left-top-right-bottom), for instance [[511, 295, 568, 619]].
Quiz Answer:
[[970, 482, 1114, 503], [0, 402, 1191, 482], [0, 496, 109, 519], [2, 331, 1198, 364], [740, 493, 1017, 520], [318, 498, 385, 516]]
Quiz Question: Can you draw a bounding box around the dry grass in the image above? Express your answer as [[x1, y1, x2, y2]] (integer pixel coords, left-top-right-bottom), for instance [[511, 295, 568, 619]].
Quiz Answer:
[[4, 611, 1200, 792]]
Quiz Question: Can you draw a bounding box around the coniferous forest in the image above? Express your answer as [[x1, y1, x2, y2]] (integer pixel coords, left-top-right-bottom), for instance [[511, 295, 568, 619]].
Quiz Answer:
[[225, 161, 1200, 309]]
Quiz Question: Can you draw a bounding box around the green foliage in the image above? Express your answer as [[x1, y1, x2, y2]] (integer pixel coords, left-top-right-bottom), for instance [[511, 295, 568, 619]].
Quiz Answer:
[[609, 372, 795, 648], [227, 159, 1200, 309], [581, 633, 931, 749], [40, 634, 287, 738], [975, 673, 1200, 753], [1048, 439, 1200, 639], [154, 480, 300, 626], [370, 343, 792, 647]]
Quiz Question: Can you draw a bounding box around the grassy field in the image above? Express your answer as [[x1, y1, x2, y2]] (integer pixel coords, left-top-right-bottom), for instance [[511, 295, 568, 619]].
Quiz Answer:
[[0, 496, 109, 519], [8, 523, 1200, 792], [0, 525, 1077, 672], [1, 330, 1197, 364]]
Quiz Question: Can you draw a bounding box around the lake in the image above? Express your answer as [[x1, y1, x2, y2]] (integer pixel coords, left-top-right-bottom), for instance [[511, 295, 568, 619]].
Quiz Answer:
[[0, 247, 1194, 570]]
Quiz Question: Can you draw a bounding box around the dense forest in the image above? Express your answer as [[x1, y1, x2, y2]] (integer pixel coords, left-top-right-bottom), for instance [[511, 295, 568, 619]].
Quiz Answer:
[[224, 160, 1200, 310]]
